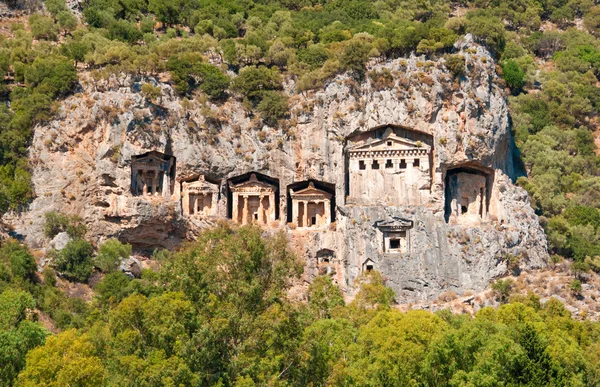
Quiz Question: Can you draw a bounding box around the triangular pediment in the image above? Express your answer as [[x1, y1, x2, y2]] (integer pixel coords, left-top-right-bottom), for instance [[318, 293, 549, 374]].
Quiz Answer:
[[133, 151, 172, 164], [291, 183, 332, 198], [184, 179, 218, 190], [374, 217, 413, 230], [351, 132, 429, 152], [230, 174, 277, 190]]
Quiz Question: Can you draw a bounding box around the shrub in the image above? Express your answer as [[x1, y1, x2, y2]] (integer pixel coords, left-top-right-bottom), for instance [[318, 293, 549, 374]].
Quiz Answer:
[[340, 39, 372, 74], [43, 212, 87, 239], [465, 13, 506, 55], [570, 279, 582, 294], [29, 13, 58, 41], [233, 65, 282, 104], [95, 239, 132, 273], [444, 54, 465, 78], [94, 271, 132, 306], [257, 91, 289, 126], [141, 83, 162, 102], [53, 239, 94, 283], [491, 278, 513, 303], [0, 240, 36, 281], [502, 59, 525, 93]]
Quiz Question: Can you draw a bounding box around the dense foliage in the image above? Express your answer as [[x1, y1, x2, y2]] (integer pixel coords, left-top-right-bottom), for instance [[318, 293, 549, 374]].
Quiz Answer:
[[1, 0, 600, 260], [0, 225, 599, 386], [2, 0, 600, 382]]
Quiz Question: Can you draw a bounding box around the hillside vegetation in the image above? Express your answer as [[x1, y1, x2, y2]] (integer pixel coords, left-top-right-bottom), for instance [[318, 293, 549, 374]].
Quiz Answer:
[[1, 0, 600, 261], [2, 0, 600, 385], [1, 225, 600, 386]]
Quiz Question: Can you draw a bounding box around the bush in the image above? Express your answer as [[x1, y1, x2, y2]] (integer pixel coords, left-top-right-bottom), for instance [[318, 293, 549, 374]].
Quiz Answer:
[[0, 240, 36, 281], [233, 65, 282, 104], [491, 278, 513, 303], [141, 83, 162, 102], [167, 54, 230, 99], [502, 59, 525, 93], [43, 212, 87, 239], [340, 39, 372, 74], [444, 54, 465, 78], [53, 240, 94, 283], [94, 271, 132, 306], [29, 13, 58, 41], [570, 279, 582, 294], [465, 13, 506, 55], [95, 239, 131, 273], [257, 91, 289, 126]]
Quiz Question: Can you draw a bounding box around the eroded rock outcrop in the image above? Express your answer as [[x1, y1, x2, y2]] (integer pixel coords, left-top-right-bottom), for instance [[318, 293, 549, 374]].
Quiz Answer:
[[7, 35, 548, 301]]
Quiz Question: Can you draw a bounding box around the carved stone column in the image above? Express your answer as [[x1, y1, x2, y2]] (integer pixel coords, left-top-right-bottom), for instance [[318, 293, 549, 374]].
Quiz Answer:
[[292, 199, 298, 226], [269, 193, 275, 222], [232, 193, 239, 222], [302, 200, 308, 227], [258, 195, 264, 224], [324, 199, 331, 226], [242, 196, 249, 225], [142, 173, 148, 196], [152, 170, 159, 195]]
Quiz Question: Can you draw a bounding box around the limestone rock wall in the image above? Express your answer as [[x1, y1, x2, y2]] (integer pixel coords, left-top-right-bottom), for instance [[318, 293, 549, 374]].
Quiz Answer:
[[7, 35, 548, 301]]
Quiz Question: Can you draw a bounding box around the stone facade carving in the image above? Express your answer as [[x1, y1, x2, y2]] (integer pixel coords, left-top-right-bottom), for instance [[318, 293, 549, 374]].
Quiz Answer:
[[181, 175, 219, 217], [131, 151, 175, 197], [229, 173, 278, 225], [316, 248, 336, 277], [290, 182, 332, 228], [445, 166, 493, 225], [375, 218, 413, 254], [347, 127, 432, 206]]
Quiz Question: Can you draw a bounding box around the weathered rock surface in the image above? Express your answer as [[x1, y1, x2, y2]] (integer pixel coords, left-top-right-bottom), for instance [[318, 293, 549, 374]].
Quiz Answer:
[[6, 35, 548, 301]]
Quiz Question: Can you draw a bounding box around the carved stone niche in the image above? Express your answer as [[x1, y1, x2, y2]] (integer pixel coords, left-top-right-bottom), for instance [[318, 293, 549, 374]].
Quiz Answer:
[[180, 175, 220, 217], [131, 151, 176, 197], [362, 258, 376, 272], [346, 126, 433, 206], [290, 182, 333, 228], [228, 173, 279, 225], [375, 218, 413, 254], [316, 248, 336, 277], [444, 163, 494, 225]]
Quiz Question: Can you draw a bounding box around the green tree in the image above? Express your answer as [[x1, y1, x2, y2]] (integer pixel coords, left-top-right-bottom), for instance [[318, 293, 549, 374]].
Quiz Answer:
[[94, 238, 131, 273], [0, 240, 36, 281], [502, 59, 526, 93], [257, 91, 289, 126], [53, 239, 94, 283], [16, 329, 106, 386], [28, 14, 59, 41]]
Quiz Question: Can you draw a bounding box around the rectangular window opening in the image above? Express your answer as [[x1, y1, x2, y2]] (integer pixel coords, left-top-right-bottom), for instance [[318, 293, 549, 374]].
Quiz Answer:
[[385, 159, 393, 169], [390, 239, 400, 249], [399, 159, 407, 169], [413, 159, 420, 167], [359, 160, 366, 170], [372, 160, 380, 170]]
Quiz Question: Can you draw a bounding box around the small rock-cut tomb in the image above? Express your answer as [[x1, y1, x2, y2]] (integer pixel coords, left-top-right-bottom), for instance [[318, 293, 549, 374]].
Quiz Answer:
[[445, 165, 492, 225], [181, 175, 219, 217], [290, 182, 333, 228], [347, 127, 432, 205], [376, 218, 413, 254], [229, 173, 278, 225], [131, 151, 176, 197]]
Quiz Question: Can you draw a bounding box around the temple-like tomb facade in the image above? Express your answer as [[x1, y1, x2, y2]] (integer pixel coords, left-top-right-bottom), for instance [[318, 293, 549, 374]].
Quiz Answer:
[[290, 182, 332, 228], [347, 127, 432, 206], [444, 164, 493, 225], [375, 218, 413, 254], [131, 151, 176, 197], [181, 175, 219, 217], [229, 173, 278, 225]]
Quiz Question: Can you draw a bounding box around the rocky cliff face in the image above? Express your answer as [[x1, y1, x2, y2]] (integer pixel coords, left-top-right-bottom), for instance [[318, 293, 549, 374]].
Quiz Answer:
[[7, 35, 548, 302]]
